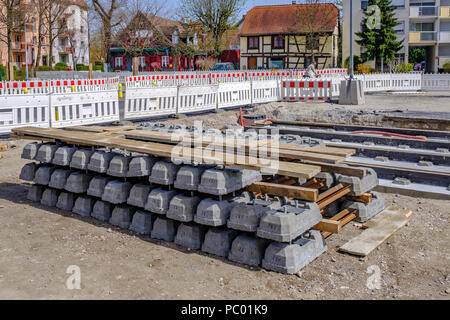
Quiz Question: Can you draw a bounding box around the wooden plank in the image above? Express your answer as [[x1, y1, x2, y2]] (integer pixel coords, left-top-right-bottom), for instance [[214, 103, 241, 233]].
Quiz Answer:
[[246, 182, 318, 202], [65, 125, 137, 133], [339, 207, 412, 257], [313, 219, 341, 233], [344, 193, 373, 204], [279, 142, 355, 157], [12, 127, 321, 179], [301, 161, 366, 178]]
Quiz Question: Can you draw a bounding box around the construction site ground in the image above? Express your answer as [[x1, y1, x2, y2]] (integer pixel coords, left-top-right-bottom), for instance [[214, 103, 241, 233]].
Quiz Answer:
[[0, 92, 449, 299]]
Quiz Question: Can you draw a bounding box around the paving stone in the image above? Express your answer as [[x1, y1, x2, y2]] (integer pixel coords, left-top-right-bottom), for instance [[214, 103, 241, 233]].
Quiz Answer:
[[194, 198, 233, 226], [48, 169, 71, 189], [87, 151, 115, 173], [144, 188, 178, 214], [56, 192, 76, 211], [102, 180, 132, 204], [72, 196, 95, 217], [40, 188, 60, 207], [174, 223, 207, 250], [65, 172, 92, 194], [127, 184, 153, 208], [21, 142, 42, 160], [151, 217, 179, 242], [228, 235, 268, 267], [35, 144, 58, 163], [87, 176, 113, 198], [52, 146, 77, 166], [166, 195, 201, 222], [202, 228, 239, 257], [109, 205, 135, 229], [257, 202, 322, 242], [33, 165, 55, 185], [70, 149, 94, 170], [149, 161, 180, 185], [20, 163, 38, 181], [129, 210, 155, 235], [91, 200, 114, 222], [107, 155, 131, 177], [262, 230, 327, 274], [27, 184, 45, 202]]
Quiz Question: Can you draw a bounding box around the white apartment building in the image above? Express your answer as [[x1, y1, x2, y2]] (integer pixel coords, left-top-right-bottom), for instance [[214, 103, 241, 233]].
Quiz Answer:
[[52, 1, 90, 68], [343, 0, 450, 72]]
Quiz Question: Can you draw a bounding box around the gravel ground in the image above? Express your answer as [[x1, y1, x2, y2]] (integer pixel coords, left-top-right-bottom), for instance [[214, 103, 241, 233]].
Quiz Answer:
[[0, 93, 449, 300]]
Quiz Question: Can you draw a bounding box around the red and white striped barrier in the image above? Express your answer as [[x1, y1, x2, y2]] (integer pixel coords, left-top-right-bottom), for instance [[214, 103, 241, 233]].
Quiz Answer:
[[281, 80, 332, 102]]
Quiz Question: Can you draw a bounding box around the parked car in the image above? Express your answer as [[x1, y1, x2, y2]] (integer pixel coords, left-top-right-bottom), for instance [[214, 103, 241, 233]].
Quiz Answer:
[[414, 61, 426, 71], [210, 62, 235, 71]]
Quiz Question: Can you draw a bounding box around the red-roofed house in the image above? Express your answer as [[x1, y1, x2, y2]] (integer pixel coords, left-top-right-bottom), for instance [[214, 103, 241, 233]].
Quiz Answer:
[[239, 2, 339, 70]]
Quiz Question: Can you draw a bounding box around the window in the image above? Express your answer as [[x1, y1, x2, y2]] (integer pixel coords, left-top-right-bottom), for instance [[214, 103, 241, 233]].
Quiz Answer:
[[162, 56, 169, 67], [361, 0, 368, 9], [272, 36, 285, 49], [15, 35, 21, 42], [138, 56, 146, 66], [80, 26, 84, 33], [115, 56, 123, 68], [394, 21, 405, 34], [248, 37, 259, 50], [306, 35, 319, 51]]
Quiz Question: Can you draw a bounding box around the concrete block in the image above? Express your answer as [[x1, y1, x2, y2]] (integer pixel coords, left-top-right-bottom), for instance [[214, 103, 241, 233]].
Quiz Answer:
[[52, 146, 77, 166], [48, 169, 71, 189], [151, 217, 179, 242], [56, 192, 76, 211], [20, 163, 38, 181], [127, 184, 153, 208], [91, 200, 114, 222], [256, 202, 322, 242], [64, 172, 92, 194], [342, 191, 385, 223], [144, 188, 178, 214], [109, 205, 135, 229], [40, 188, 60, 207], [72, 196, 95, 217], [87, 151, 114, 173], [198, 168, 262, 196], [262, 230, 327, 274], [33, 165, 55, 185], [194, 198, 233, 226], [174, 223, 207, 250], [87, 176, 112, 198], [127, 155, 156, 177], [149, 161, 180, 185], [102, 180, 133, 204], [107, 155, 131, 177], [227, 201, 274, 232], [339, 79, 365, 105], [70, 149, 94, 170], [27, 184, 45, 202], [314, 172, 335, 189], [202, 228, 239, 257], [336, 168, 378, 196], [174, 166, 205, 191], [21, 142, 42, 160], [166, 195, 201, 222], [129, 210, 155, 235], [228, 235, 268, 267], [35, 144, 58, 163]]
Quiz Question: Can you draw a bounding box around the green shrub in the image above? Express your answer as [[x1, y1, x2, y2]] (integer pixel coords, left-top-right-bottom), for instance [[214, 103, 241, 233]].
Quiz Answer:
[[76, 64, 89, 71], [393, 62, 414, 73], [0, 64, 6, 80], [344, 55, 363, 72], [36, 65, 53, 71], [444, 62, 450, 73], [13, 67, 26, 80], [93, 64, 104, 72]]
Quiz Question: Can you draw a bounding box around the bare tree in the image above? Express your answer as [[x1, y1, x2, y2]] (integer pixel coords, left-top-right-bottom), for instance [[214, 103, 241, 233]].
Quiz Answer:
[[32, 0, 50, 74], [179, 0, 244, 57], [0, 0, 28, 79], [293, 0, 338, 68], [44, 0, 70, 66]]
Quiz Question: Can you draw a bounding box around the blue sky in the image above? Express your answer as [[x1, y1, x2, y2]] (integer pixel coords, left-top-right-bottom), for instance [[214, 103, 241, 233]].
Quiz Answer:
[[165, 0, 296, 18]]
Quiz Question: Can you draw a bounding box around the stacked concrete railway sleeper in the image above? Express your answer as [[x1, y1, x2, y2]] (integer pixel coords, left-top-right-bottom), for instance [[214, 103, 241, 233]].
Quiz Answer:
[[15, 128, 383, 275]]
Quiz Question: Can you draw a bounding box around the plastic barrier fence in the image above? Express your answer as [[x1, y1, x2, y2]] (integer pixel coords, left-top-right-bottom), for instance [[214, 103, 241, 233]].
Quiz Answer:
[[281, 80, 332, 101]]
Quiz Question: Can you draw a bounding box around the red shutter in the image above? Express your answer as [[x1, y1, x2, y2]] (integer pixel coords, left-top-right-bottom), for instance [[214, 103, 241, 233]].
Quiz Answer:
[[123, 56, 126, 70]]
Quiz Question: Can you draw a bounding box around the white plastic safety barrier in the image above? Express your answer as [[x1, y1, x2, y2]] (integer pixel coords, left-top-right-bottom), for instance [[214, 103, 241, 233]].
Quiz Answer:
[[218, 82, 251, 108], [252, 80, 280, 104], [281, 80, 332, 102], [178, 85, 218, 113], [124, 86, 178, 120], [422, 73, 450, 91]]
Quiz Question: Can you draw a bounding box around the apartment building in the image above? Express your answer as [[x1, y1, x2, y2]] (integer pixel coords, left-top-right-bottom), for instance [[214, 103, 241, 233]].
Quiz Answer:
[[343, 0, 450, 72]]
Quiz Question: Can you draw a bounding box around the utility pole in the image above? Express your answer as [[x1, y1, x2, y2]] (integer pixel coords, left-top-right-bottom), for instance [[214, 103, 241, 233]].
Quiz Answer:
[[24, 22, 29, 80], [349, 0, 354, 79]]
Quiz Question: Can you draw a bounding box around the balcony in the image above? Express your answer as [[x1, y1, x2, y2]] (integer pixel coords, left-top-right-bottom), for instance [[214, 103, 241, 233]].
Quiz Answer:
[[410, 6, 437, 18], [441, 7, 450, 18], [440, 31, 450, 42], [409, 31, 437, 43]]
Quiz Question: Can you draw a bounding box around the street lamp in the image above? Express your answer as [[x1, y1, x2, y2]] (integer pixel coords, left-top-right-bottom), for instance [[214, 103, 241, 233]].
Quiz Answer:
[[349, 0, 354, 79]]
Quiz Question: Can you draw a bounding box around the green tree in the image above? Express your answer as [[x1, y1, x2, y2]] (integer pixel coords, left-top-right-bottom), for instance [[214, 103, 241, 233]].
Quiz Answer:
[[408, 48, 425, 64], [355, 0, 403, 71]]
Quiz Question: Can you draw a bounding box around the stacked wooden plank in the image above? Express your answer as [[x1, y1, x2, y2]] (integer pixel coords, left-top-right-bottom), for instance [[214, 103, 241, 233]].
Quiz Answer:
[[13, 126, 385, 274]]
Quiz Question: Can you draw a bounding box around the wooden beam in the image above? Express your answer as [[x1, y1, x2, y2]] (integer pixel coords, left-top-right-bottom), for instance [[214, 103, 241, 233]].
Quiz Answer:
[[344, 193, 373, 204], [246, 181, 318, 202], [313, 219, 341, 233]]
